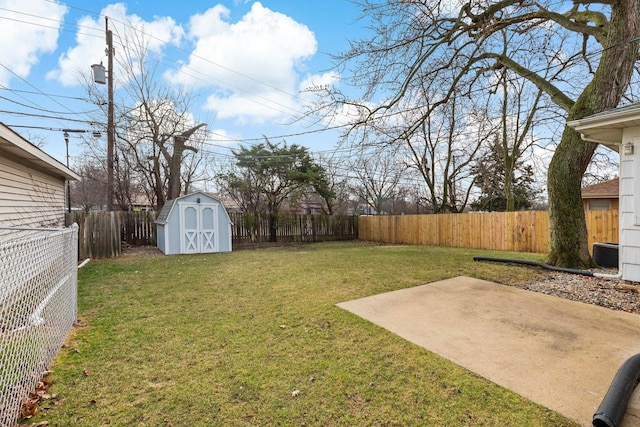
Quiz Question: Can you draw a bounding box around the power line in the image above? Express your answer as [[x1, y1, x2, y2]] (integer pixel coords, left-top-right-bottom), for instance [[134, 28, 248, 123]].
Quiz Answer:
[[0, 94, 100, 115], [0, 109, 100, 125], [0, 63, 79, 116], [0, 86, 94, 102]]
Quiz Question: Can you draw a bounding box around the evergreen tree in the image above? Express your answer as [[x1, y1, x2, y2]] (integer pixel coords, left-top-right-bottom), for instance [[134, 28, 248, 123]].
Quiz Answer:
[[471, 139, 539, 212], [226, 139, 332, 242]]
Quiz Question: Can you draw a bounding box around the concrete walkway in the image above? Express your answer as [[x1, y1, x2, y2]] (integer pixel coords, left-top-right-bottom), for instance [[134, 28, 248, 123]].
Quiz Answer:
[[337, 276, 640, 427]]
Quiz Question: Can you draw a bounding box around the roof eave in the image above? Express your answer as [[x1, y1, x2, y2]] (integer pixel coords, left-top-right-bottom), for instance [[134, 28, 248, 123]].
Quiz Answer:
[[0, 123, 80, 181], [567, 106, 640, 151]]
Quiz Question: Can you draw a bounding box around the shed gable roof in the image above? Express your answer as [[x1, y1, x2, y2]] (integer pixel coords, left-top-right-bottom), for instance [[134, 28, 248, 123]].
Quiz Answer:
[[155, 199, 176, 225], [0, 122, 80, 181], [154, 192, 228, 225], [581, 178, 619, 199]]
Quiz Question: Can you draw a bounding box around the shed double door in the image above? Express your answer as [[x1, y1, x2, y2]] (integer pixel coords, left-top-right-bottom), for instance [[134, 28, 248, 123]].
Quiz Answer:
[[180, 203, 217, 254]]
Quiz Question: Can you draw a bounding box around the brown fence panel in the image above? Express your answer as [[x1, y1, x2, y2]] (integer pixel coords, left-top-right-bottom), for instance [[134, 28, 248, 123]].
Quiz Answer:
[[68, 211, 357, 259], [121, 211, 157, 246], [358, 210, 617, 254], [228, 212, 358, 243], [585, 209, 619, 249], [67, 211, 122, 259]]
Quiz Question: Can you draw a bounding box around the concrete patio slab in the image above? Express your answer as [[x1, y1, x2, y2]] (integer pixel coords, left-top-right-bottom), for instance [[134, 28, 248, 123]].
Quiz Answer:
[[337, 276, 640, 427]]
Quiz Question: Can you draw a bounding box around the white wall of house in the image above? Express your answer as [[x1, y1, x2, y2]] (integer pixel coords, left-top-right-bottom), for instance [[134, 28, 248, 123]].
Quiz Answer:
[[567, 105, 640, 283], [620, 128, 640, 282], [0, 153, 66, 227]]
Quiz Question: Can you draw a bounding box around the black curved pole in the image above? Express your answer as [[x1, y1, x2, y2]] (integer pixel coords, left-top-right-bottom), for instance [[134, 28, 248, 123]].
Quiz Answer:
[[593, 353, 640, 427], [472, 256, 595, 276]]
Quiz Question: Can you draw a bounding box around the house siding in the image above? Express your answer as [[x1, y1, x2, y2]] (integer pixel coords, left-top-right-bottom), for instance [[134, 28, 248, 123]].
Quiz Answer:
[[0, 152, 66, 227], [620, 130, 640, 281]]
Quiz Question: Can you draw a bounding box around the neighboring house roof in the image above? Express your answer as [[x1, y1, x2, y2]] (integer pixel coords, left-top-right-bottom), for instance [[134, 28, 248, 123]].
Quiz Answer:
[[155, 191, 226, 225], [0, 122, 80, 181], [207, 192, 241, 212], [581, 178, 619, 199]]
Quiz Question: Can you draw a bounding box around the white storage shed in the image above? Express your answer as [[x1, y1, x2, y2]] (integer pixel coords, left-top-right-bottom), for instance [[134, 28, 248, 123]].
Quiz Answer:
[[568, 103, 640, 282], [155, 192, 232, 255]]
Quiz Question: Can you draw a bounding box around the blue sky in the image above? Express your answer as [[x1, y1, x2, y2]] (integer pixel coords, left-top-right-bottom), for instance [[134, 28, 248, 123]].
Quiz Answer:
[[0, 0, 367, 166]]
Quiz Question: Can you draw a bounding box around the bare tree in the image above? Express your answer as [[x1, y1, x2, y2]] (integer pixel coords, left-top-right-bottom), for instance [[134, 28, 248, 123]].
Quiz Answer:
[[314, 154, 353, 215], [488, 67, 547, 211], [400, 86, 486, 213], [70, 160, 108, 212], [87, 25, 208, 211], [318, 0, 639, 267], [350, 147, 407, 215]]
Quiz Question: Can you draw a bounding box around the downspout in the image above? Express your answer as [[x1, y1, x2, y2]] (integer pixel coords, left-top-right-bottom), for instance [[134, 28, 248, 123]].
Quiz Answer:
[[473, 257, 622, 279], [473, 257, 595, 276], [594, 270, 622, 280]]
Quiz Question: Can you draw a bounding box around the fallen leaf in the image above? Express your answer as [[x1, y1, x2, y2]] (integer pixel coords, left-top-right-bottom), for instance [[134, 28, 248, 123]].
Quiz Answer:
[[291, 389, 300, 397], [20, 396, 39, 419]]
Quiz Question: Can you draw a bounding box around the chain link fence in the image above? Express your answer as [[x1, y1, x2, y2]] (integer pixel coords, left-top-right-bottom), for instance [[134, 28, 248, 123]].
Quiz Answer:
[[0, 225, 78, 426]]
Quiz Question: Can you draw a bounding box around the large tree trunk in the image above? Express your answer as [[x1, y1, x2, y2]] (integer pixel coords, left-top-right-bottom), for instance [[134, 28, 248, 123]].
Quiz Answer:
[[167, 123, 206, 200], [547, 1, 639, 267], [547, 127, 596, 267]]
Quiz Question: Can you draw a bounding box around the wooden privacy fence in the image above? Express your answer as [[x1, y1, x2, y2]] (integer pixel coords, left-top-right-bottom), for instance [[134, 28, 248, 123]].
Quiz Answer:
[[229, 212, 358, 244], [358, 209, 619, 254], [66, 211, 358, 259], [66, 211, 157, 259]]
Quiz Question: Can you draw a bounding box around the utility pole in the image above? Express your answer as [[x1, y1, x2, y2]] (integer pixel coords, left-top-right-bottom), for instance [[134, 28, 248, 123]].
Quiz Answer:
[[106, 17, 115, 211], [64, 132, 70, 213]]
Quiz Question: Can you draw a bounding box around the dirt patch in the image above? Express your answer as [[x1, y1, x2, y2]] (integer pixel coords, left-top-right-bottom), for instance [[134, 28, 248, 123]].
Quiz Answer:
[[120, 245, 162, 258]]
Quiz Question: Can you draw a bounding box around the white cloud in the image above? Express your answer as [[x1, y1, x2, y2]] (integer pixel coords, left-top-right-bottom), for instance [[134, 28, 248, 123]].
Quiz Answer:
[[165, 2, 318, 124], [208, 128, 240, 146], [47, 3, 184, 87], [0, 0, 67, 87], [298, 72, 340, 98]]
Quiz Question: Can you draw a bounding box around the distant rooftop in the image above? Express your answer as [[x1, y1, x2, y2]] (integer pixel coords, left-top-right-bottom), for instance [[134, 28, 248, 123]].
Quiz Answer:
[[581, 178, 619, 199]]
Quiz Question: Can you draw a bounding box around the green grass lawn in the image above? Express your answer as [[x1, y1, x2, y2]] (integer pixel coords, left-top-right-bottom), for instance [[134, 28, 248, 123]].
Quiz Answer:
[[25, 242, 578, 426]]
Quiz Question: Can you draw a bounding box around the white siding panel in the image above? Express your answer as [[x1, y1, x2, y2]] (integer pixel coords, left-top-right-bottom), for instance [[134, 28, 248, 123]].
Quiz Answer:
[[620, 175, 634, 196], [620, 227, 640, 242], [630, 136, 640, 224], [0, 154, 66, 227], [620, 244, 640, 264], [621, 195, 635, 213], [622, 262, 640, 282]]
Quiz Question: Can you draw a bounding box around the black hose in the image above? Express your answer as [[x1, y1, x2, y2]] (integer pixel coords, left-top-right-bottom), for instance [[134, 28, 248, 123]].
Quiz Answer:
[[472, 256, 595, 276], [593, 353, 640, 427]]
